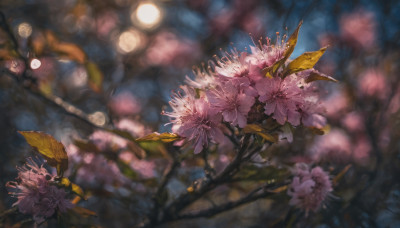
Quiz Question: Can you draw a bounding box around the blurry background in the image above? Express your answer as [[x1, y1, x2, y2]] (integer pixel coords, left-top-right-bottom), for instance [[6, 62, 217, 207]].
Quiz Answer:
[[1, 0, 400, 227]]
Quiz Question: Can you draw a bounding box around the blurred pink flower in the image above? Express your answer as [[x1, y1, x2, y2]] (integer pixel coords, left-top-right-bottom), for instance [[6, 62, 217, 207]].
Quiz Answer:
[[309, 129, 353, 163], [298, 101, 327, 129], [288, 163, 332, 215], [209, 9, 234, 36], [256, 76, 303, 125], [109, 91, 141, 117], [358, 69, 388, 99], [6, 158, 73, 223], [145, 31, 201, 68], [323, 89, 350, 119], [3, 60, 25, 75], [353, 135, 371, 163], [207, 81, 255, 128], [96, 10, 119, 38], [340, 10, 376, 49], [239, 13, 264, 36], [119, 151, 156, 179], [116, 118, 150, 138], [89, 130, 128, 151], [342, 111, 365, 132], [75, 153, 127, 188]]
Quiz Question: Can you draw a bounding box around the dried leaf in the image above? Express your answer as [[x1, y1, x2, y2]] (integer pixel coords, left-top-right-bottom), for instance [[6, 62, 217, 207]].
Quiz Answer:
[[70, 206, 97, 218], [269, 185, 288, 193], [73, 139, 100, 153], [263, 21, 303, 77], [333, 164, 352, 186], [136, 132, 181, 143], [60, 177, 86, 200], [45, 31, 87, 64], [309, 124, 331, 135], [283, 46, 328, 76], [243, 124, 278, 142], [18, 131, 68, 176], [305, 71, 338, 83], [85, 61, 103, 93]]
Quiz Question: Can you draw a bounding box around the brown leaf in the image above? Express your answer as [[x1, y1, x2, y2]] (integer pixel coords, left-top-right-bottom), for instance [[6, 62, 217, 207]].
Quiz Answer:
[[70, 206, 97, 218], [263, 21, 303, 77], [333, 164, 352, 186], [136, 132, 181, 143], [60, 177, 86, 200], [243, 124, 278, 142], [45, 30, 87, 64], [18, 131, 68, 176], [283, 46, 328, 76], [305, 71, 338, 83]]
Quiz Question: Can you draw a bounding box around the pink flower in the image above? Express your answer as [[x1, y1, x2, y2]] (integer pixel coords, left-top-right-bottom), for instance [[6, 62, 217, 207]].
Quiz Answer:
[[256, 76, 303, 125], [288, 163, 332, 214], [89, 130, 128, 152], [116, 118, 150, 138], [185, 66, 217, 89], [298, 101, 327, 129], [207, 81, 255, 128], [215, 51, 250, 80], [144, 31, 201, 68], [340, 10, 376, 49], [164, 86, 224, 154], [246, 37, 286, 70], [358, 69, 388, 100], [6, 158, 74, 223], [308, 129, 353, 163], [75, 153, 127, 188], [109, 91, 141, 116], [342, 111, 365, 132]]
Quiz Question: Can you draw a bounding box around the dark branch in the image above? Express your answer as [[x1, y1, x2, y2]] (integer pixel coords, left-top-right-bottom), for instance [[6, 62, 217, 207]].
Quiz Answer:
[[176, 185, 275, 220]]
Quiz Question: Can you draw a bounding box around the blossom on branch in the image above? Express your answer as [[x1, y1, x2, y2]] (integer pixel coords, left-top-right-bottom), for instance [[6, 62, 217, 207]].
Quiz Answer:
[[288, 163, 332, 215], [6, 158, 73, 223], [164, 86, 224, 154]]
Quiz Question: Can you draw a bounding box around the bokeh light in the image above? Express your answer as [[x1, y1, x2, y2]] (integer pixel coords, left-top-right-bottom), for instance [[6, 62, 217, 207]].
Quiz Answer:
[[17, 22, 32, 38], [30, 58, 41, 69], [88, 111, 107, 126], [117, 29, 145, 54], [132, 2, 162, 29]]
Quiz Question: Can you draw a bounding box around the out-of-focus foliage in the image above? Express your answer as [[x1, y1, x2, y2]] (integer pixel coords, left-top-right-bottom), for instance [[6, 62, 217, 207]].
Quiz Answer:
[[1, 0, 400, 227]]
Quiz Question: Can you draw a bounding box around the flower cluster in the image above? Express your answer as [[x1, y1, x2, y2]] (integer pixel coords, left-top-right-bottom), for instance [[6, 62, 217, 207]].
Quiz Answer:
[[165, 28, 331, 153], [6, 158, 74, 223], [287, 163, 332, 214]]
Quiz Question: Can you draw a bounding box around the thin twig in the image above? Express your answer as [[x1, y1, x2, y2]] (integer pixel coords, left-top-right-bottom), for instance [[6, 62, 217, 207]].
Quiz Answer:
[[176, 184, 276, 220], [158, 135, 251, 224], [0, 207, 17, 218]]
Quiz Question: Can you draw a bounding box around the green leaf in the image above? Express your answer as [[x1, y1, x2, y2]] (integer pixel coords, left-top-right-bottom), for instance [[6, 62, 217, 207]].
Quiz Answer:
[[243, 124, 278, 143], [262, 21, 303, 77], [85, 61, 103, 93], [60, 177, 86, 200], [136, 132, 181, 143], [283, 46, 328, 76], [18, 131, 68, 176], [305, 70, 338, 83]]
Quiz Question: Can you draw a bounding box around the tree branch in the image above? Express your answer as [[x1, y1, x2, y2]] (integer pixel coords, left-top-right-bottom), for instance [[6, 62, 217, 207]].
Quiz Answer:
[[176, 185, 274, 220]]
